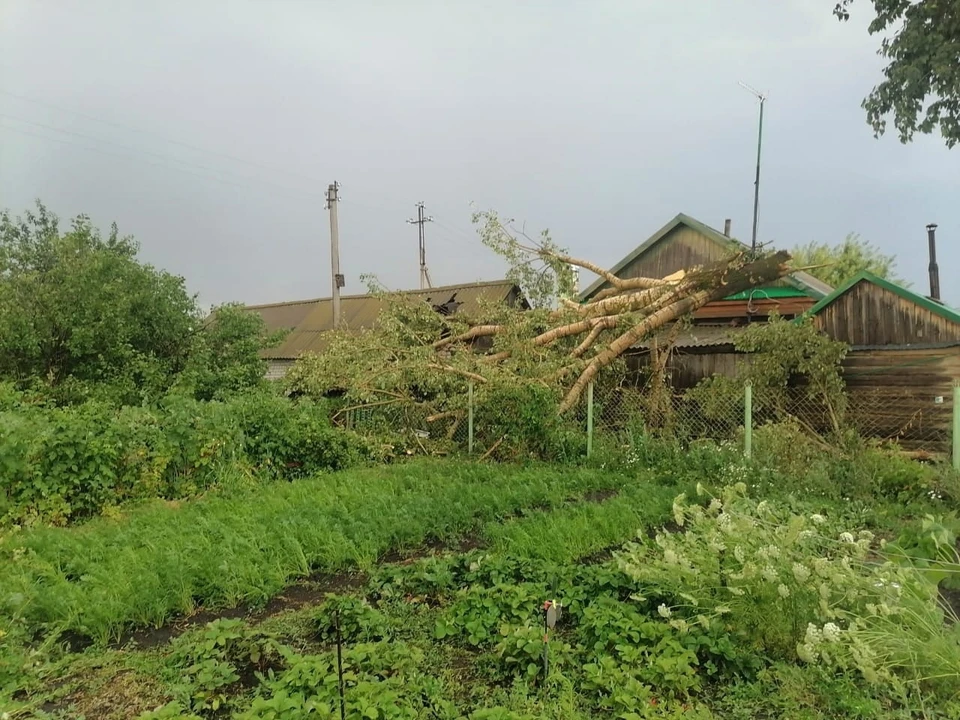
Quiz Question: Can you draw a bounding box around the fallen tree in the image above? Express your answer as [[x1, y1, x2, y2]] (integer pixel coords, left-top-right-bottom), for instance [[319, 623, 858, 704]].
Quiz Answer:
[[285, 211, 794, 448]]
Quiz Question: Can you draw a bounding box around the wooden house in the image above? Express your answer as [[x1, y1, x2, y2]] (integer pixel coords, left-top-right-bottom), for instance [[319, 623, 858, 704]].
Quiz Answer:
[[807, 271, 960, 453], [244, 280, 525, 379], [579, 213, 833, 389]]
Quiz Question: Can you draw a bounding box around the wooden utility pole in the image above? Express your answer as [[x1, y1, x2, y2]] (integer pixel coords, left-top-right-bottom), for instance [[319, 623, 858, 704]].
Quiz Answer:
[[327, 182, 343, 328], [407, 201, 434, 289]]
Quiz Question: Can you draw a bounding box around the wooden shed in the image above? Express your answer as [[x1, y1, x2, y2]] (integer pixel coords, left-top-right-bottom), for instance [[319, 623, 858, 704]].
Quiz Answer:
[[807, 271, 960, 453], [579, 213, 833, 388]]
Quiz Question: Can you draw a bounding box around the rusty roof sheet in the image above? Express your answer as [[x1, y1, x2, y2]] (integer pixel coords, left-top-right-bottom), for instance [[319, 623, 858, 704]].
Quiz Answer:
[[245, 280, 521, 359], [633, 325, 747, 351]]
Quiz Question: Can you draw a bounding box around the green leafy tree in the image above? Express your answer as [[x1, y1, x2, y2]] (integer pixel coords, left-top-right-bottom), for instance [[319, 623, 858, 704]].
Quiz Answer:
[[836, 0, 960, 147], [790, 234, 903, 289], [180, 303, 287, 401], [0, 202, 199, 401], [472, 209, 576, 309]]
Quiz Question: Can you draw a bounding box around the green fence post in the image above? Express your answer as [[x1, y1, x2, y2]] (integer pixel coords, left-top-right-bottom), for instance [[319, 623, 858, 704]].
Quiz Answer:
[[744, 382, 753, 459], [587, 381, 595, 458], [953, 382, 959, 473], [468, 381, 475, 455]]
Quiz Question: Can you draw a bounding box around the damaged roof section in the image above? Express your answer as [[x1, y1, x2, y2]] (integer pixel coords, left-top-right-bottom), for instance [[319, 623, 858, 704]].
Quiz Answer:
[[244, 280, 525, 359]]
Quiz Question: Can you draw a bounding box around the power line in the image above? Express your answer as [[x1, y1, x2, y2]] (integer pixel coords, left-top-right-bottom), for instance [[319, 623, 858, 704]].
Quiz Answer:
[[0, 87, 328, 186], [0, 112, 319, 199], [0, 121, 316, 202], [431, 215, 478, 243]]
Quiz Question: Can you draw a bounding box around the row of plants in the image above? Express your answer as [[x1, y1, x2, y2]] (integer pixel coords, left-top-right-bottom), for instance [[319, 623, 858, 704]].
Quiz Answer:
[[0, 388, 374, 527], [6, 450, 959, 718], [91, 485, 960, 719], [0, 462, 644, 653]]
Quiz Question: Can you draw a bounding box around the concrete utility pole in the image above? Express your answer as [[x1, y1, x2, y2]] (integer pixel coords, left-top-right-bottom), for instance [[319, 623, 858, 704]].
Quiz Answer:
[[326, 182, 344, 329], [739, 81, 767, 254], [407, 201, 434, 289]]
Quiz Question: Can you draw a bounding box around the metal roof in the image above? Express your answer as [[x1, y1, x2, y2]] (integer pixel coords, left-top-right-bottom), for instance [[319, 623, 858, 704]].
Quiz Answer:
[[579, 213, 833, 301], [632, 325, 747, 351], [245, 280, 522, 359]]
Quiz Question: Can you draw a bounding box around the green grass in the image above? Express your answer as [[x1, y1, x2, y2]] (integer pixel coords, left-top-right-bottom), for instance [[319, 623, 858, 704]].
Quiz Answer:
[[0, 460, 650, 643], [482, 482, 682, 562]]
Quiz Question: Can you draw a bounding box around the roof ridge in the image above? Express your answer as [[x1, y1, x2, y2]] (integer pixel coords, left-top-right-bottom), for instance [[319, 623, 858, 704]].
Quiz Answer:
[[806, 270, 960, 325], [579, 213, 832, 301], [243, 279, 517, 309]]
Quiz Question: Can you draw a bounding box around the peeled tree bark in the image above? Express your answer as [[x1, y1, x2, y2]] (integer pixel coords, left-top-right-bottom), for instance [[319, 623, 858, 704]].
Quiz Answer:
[[521, 250, 791, 412]]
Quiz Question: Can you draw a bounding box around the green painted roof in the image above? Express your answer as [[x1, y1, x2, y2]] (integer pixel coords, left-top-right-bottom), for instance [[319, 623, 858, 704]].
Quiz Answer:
[[579, 213, 833, 301], [722, 287, 809, 301], [806, 270, 960, 325]]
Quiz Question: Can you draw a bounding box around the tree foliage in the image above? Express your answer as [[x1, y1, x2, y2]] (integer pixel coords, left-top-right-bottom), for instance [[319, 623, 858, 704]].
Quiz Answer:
[[836, 0, 960, 147], [0, 202, 277, 404], [286, 210, 796, 449], [0, 203, 199, 402], [473, 210, 576, 308], [687, 314, 849, 434], [181, 304, 286, 401], [790, 233, 902, 289]]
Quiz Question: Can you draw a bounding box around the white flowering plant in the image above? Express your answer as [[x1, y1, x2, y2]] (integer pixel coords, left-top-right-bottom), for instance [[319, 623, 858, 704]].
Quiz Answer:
[[616, 484, 960, 693]]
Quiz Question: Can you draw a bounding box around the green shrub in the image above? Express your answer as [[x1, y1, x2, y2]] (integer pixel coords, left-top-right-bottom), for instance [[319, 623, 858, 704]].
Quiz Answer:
[[0, 390, 372, 525], [312, 595, 387, 644], [473, 384, 583, 462], [617, 485, 960, 694]]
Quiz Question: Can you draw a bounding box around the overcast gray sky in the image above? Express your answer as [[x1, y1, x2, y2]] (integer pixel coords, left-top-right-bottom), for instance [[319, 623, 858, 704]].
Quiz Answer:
[[1, 1, 957, 309]]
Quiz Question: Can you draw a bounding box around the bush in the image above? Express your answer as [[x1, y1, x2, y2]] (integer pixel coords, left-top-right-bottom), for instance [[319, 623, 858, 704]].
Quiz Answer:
[[473, 384, 583, 462], [617, 485, 960, 694], [0, 389, 373, 525]]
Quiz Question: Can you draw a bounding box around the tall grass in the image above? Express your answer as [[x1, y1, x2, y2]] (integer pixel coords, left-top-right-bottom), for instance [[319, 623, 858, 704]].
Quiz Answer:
[[0, 461, 642, 643], [482, 482, 683, 561]]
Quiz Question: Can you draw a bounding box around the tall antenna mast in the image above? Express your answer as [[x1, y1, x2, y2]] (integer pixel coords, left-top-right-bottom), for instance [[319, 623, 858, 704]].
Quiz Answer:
[[407, 201, 434, 289], [739, 81, 767, 255]]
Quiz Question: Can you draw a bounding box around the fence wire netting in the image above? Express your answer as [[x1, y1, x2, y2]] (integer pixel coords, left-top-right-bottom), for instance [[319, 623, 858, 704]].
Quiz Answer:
[[331, 370, 957, 460]]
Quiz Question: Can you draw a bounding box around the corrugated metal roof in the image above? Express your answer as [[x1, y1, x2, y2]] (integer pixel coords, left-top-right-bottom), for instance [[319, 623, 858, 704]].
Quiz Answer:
[[633, 325, 747, 351], [245, 280, 521, 359]]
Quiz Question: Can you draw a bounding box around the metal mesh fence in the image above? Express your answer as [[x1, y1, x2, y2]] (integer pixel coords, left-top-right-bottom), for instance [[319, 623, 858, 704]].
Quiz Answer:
[[330, 373, 958, 463]]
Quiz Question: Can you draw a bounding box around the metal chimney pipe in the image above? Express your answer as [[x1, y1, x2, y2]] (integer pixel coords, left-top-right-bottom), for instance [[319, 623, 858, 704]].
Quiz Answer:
[[723, 219, 732, 237], [927, 223, 940, 301]]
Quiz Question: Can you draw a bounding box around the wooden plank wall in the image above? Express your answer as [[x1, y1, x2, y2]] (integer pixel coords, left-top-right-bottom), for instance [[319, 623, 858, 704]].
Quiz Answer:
[[627, 350, 742, 390], [841, 347, 960, 452], [620, 226, 728, 280], [814, 282, 960, 346]]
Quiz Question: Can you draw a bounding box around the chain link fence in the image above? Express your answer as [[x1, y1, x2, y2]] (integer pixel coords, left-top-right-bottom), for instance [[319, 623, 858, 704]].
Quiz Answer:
[[330, 373, 960, 467]]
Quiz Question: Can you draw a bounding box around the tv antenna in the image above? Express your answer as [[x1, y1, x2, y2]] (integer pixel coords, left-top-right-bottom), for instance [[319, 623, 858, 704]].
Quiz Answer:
[[739, 81, 768, 254]]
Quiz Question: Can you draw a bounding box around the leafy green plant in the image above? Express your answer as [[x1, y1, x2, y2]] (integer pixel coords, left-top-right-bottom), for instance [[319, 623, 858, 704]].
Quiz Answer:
[[138, 701, 204, 720], [494, 624, 572, 681], [312, 595, 387, 644], [167, 618, 279, 712], [368, 555, 459, 602], [886, 514, 960, 590], [618, 485, 960, 693], [434, 582, 544, 647], [240, 642, 432, 720]]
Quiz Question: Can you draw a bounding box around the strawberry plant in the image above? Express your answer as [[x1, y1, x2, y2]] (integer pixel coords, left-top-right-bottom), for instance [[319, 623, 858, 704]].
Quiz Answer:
[[493, 624, 573, 681], [434, 583, 544, 647]]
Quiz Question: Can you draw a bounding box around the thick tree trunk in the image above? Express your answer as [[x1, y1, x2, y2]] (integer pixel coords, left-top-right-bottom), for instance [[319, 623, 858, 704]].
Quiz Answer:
[[557, 251, 791, 413]]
